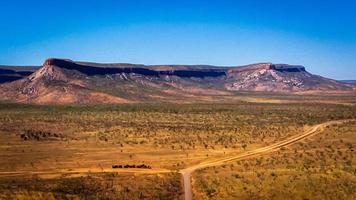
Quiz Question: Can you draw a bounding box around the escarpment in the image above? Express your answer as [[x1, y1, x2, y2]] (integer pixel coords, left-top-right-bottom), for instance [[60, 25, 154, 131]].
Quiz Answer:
[[0, 58, 354, 104], [44, 58, 227, 78]]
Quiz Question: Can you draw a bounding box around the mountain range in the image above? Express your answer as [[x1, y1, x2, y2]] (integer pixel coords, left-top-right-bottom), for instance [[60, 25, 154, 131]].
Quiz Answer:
[[0, 58, 354, 104]]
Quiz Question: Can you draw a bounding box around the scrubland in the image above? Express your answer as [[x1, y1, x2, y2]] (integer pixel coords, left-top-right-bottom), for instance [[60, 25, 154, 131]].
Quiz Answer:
[[193, 121, 356, 200], [0, 101, 355, 199]]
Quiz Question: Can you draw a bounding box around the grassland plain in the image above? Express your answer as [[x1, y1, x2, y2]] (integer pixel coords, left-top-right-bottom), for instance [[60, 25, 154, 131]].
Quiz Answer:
[[0, 101, 355, 199], [193, 121, 356, 200]]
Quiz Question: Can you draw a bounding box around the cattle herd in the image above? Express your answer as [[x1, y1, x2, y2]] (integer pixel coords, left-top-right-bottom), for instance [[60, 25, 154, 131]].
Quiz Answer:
[[112, 164, 152, 169]]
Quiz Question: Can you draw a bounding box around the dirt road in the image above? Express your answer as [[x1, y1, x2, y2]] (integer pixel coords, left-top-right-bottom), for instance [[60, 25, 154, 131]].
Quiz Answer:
[[179, 119, 353, 200]]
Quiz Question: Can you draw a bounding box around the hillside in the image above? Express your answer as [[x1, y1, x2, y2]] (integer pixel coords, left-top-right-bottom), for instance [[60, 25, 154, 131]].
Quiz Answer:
[[0, 58, 354, 104]]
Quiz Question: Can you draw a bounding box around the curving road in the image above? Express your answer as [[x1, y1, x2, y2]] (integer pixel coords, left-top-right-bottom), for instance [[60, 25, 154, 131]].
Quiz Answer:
[[179, 119, 353, 200]]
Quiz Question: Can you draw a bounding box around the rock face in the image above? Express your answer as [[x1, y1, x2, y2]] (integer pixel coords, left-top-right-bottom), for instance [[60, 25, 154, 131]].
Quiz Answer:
[[272, 64, 306, 72], [43, 58, 227, 78], [0, 58, 354, 104]]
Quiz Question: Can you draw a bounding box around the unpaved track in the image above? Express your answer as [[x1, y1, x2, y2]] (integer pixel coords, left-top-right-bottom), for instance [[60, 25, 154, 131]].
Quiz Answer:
[[180, 119, 353, 200]]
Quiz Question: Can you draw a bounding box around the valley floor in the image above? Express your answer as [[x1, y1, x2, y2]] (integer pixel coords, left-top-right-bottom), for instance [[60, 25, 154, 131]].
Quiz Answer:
[[0, 100, 355, 199]]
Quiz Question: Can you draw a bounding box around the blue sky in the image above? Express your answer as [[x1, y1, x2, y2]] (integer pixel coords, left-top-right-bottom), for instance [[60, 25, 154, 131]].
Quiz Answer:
[[1, 0, 355, 79]]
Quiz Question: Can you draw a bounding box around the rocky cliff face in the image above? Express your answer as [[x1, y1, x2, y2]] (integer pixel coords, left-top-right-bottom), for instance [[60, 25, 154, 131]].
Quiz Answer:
[[272, 64, 306, 72], [42, 58, 227, 78], [0, 58, 354, 104]]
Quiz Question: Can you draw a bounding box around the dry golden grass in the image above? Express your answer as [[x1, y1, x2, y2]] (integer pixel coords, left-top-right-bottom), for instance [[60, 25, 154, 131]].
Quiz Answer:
[[0, 102, 355, 199], [193, 121, 356, 200], [0, 172, 182, 200]]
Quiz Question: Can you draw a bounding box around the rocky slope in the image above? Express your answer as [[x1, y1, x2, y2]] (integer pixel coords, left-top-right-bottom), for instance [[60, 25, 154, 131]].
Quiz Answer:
[[0, 58, 354, 104], [225, 63, 352, 92]]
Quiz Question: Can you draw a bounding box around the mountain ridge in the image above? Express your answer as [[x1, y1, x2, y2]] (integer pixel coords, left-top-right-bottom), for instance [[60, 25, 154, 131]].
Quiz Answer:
[[0, 58, 354, 104]]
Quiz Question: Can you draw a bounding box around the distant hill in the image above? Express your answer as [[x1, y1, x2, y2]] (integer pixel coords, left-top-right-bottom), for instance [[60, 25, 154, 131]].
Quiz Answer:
[[0, 58, 354, 104], [340, 80, 356, 84], [0, 66, 38, 83]]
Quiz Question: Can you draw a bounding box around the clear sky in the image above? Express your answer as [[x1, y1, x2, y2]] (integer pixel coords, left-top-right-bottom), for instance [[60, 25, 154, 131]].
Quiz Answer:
[[1, 0, 355, 79]]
